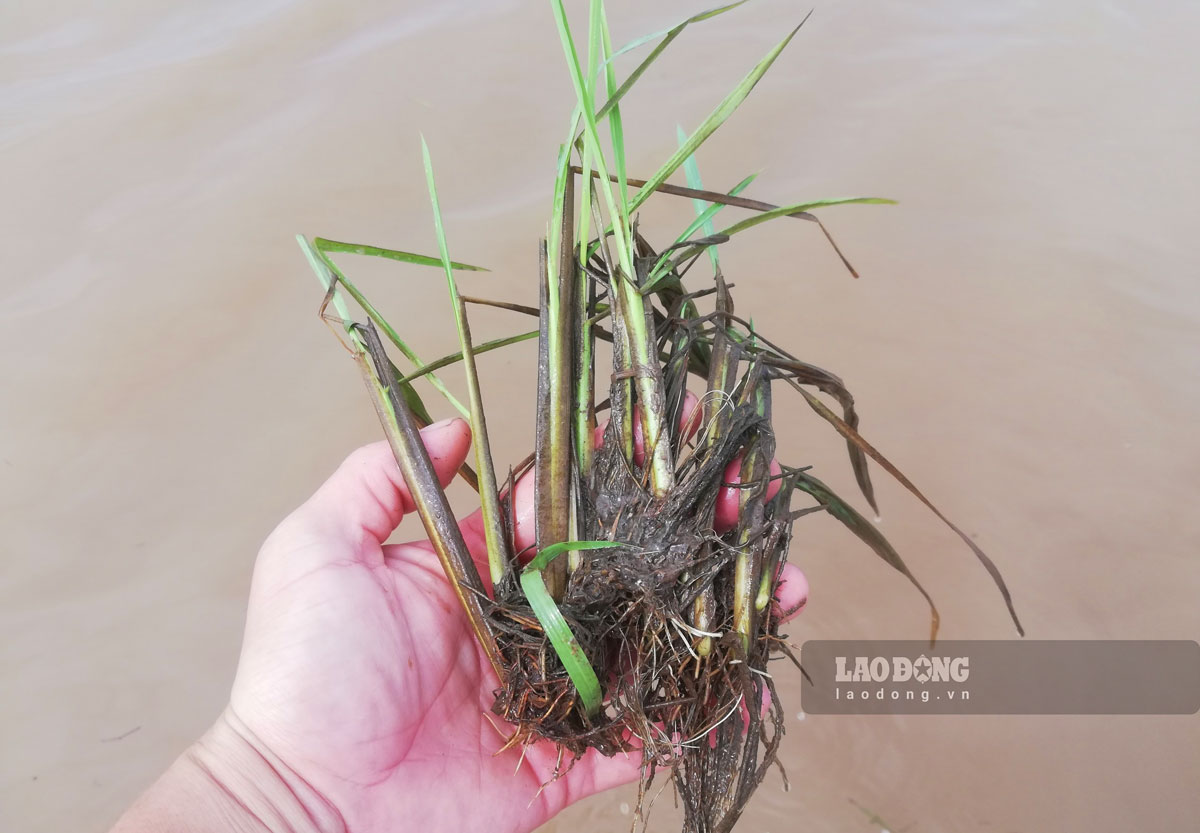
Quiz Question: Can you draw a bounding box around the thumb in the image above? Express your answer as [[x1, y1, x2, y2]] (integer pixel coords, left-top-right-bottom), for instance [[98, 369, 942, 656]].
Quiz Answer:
[[297, 418, 472, 547]]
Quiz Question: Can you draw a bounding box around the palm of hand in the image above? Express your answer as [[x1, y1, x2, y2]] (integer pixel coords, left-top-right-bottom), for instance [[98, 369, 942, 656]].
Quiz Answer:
[[224, 421, 806, 833], [229, 429, 636, 833]]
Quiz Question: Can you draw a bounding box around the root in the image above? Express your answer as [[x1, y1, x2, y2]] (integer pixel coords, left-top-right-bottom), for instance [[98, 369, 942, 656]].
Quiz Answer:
[[488, 397, 790, 832]]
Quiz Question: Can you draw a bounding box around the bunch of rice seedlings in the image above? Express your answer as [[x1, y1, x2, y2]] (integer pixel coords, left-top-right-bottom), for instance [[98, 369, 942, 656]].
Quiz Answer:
[[299, 3, 1022, 831]]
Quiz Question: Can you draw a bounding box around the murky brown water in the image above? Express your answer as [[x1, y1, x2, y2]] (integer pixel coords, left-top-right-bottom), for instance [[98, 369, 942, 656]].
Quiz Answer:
[[4, 1, 1199, 831]]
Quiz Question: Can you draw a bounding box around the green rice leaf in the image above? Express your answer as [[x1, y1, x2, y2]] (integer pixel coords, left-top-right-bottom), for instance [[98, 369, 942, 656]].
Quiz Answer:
[[595, 1, 750, 122], [526, 539, 623, 572], [641, 171, 758, 292], [307, 237, 470, 418], [678, 125, 721, 272], [313, 238, 487, 272], [520, 540, 623, 716], [299, 235, 437, 424], [627, 15, 808, 215], [715, 196, 895, 238], [396, 330, 538, 385], [549, 0, 630, 268], [605, 0, 749, 61], [673, 172, 757, 244], [302, 236, 448, 436], [551, 0, 675, 497], [598, 1, 628, 220], [658, 196, 896, 283], [421, 136, 510, 586]]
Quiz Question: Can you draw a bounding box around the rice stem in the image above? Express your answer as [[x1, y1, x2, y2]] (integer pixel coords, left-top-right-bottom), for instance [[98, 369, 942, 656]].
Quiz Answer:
[[421, 138, 509, 587], [354, 322, 505, 679]]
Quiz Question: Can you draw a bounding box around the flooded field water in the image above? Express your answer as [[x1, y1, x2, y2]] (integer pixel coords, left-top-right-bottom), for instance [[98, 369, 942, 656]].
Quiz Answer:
[[3, 1, 1199, 830]]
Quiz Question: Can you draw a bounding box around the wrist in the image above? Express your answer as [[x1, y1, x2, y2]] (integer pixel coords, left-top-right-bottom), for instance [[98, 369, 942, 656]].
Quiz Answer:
[[111, 709, 344, 833]]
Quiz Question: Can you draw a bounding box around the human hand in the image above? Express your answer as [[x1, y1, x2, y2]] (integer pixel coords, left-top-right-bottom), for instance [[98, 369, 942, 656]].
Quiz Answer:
[[112, 418, 809, 833]]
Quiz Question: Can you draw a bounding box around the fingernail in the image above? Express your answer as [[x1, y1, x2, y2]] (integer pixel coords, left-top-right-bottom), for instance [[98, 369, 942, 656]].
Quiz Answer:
[[422, 417, 462, 434]]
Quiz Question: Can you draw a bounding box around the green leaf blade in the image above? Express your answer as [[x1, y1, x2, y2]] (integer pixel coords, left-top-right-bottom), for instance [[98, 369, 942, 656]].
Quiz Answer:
[[628, 16, 808, 215], [595, 1, 750, 122], [421, 136, 510, 587], [716, 197, 896, 239], [519, 540, 622, 716], [678, 126, 721, 272], [313, 238, 488, 272]]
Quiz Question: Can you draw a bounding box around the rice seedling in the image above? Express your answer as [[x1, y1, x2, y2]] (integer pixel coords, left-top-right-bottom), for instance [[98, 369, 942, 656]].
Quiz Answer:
[[299, 4, 1022, 831]]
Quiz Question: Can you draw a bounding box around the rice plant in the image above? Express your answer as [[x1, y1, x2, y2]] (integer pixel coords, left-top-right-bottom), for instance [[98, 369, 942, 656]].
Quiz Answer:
[[299, 4, 1021, 831]]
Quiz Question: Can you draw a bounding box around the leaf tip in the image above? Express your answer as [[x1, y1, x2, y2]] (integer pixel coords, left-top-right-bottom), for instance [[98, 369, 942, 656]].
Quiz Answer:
[[787, 9, 814, 41], [419, 133, 434, 169]]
